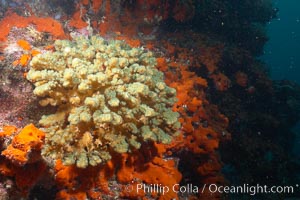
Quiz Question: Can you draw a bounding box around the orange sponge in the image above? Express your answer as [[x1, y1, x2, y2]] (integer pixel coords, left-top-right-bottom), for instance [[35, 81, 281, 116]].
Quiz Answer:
[[2, 124, 45, 165], [17, 40, 31, 50]]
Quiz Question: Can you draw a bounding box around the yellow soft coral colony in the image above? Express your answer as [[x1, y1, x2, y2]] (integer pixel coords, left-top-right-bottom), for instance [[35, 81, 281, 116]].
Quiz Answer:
[[26, 36, 181, 168]]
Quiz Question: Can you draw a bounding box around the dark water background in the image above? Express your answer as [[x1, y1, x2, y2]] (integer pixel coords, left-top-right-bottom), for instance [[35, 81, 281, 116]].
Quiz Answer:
[[263, 0, 300, 84], [263, 0, 300, 157]]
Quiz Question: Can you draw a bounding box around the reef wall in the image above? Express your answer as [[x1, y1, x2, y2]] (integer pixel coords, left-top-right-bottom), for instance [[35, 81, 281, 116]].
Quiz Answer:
[[0, 0, 299, 199]]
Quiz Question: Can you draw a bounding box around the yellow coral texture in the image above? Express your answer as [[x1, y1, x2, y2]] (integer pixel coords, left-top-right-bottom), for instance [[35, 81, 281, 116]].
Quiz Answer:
[[26, 36, 180, 168]]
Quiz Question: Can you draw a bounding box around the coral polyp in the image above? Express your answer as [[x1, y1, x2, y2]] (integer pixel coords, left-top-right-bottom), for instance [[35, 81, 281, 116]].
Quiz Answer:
[[26, 36, 180, 168]]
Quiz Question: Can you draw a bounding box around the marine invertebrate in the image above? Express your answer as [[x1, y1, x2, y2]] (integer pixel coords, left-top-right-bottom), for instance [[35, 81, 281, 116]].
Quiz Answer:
[[117, 152, 182, 200], [235, 71, 248, 87], [0, 125, 18, 138], [17, 39, 31, 51], [210, 73, 231, 91], [11, 39, 41, 67], [1, 124, 45, 165], [53, 142, 182, 199], [0, 12, 65, 42], [26, 36, 180, 168], [147, 32, 231, 200], [0, 124, 47, 196]]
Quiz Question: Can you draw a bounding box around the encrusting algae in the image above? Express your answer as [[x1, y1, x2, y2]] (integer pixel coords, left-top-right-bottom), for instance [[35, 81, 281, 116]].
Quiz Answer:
[[26, 36, 181, 168]]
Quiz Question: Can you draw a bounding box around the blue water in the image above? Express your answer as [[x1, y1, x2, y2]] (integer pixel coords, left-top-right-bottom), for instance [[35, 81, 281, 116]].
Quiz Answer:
[[263, 0, 300, 178], [263, 0, 300, 84]]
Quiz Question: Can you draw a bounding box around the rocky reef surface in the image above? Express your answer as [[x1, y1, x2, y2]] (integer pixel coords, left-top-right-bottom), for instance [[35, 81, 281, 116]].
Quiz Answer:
[[0, 0, 299, 199]]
